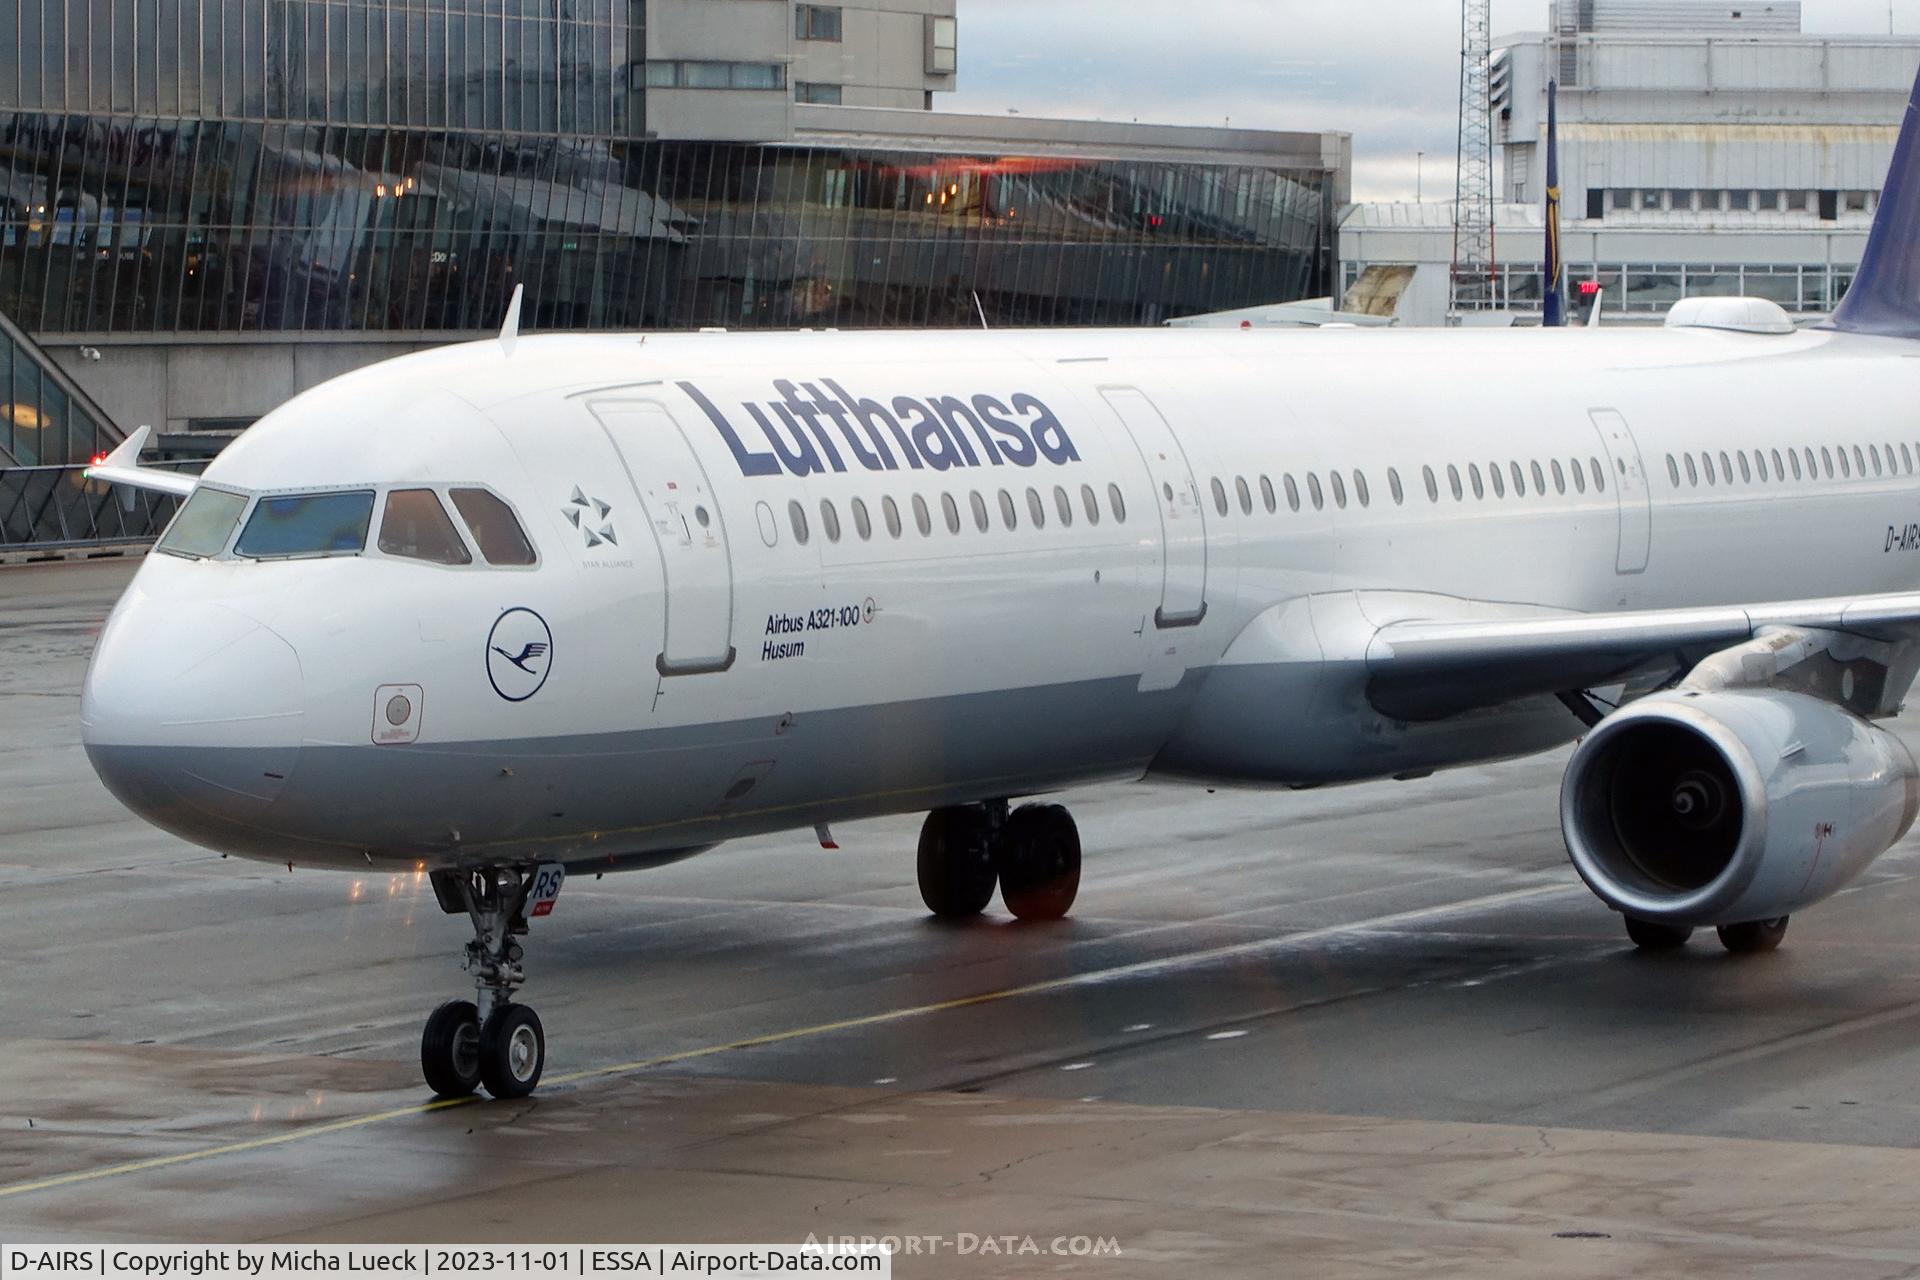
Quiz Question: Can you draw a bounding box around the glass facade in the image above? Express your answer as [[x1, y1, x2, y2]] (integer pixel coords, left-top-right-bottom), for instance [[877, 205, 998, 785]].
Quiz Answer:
[[0, 1, 1333, 548], [0, 0, 1333, 346]]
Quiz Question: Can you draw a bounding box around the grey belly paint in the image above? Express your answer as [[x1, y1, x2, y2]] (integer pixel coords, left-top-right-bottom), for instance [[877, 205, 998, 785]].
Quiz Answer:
[[88, 674, 1197, 872]]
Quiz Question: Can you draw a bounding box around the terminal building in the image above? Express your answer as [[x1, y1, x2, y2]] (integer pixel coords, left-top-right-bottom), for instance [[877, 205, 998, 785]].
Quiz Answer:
[[0, 0, 1349, 509], [1340, 0, 1920, 325]]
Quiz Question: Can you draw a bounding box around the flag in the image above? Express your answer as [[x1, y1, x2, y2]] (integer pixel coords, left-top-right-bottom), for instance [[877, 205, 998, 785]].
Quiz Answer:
[[1543, 79, 1566, 328]]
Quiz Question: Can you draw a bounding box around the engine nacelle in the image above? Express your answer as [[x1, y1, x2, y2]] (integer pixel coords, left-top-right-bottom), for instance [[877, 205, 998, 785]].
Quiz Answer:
[[1561, 689, 1920, 927]]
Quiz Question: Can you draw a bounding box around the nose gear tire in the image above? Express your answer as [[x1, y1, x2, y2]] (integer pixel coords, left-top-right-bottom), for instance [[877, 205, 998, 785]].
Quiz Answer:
[[479, 1003, 546, 1098], [421, 999, 482, 1097]]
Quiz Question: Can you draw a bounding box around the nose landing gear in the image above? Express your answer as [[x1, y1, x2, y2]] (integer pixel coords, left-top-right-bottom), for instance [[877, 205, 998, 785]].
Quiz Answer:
[[422, 863, 564, 1099]]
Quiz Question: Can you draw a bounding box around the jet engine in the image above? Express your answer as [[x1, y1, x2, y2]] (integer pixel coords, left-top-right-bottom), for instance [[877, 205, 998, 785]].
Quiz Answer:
[[1561, 689, 1920, 927]]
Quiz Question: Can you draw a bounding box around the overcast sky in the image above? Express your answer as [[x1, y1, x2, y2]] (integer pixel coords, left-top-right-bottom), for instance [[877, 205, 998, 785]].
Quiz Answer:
[[939, 1, 1920, 202]]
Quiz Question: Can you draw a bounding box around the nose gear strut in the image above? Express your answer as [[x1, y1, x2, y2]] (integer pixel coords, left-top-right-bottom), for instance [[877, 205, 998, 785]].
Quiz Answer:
[[422, 862, 563, 1099]]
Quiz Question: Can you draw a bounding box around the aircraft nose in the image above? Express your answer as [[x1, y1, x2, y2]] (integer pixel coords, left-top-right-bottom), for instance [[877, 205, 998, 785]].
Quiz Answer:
[[82, 592, 305, 839]]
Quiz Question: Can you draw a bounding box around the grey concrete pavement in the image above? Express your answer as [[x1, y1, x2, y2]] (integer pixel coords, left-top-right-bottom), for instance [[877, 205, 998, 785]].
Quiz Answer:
[[8, 561, 1920, 1277]]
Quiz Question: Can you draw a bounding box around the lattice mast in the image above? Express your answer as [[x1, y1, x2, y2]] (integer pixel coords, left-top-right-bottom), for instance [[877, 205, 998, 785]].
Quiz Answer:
[[1451, 0, 1498, 318]]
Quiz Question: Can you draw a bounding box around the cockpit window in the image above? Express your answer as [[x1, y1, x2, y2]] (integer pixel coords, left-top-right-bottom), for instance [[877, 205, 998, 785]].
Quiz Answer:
[[156, 487, 248, 559], [378, 489, 472, 565], [234, 491, 375, 559], [449, 488, 537, 566]]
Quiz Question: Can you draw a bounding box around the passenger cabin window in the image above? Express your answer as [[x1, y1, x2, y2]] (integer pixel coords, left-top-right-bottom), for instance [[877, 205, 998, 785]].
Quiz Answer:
[[1107, 483, 1127, 523], [969, 491, 989, 532], [820, 499, 842, 543], [1355, 470, 1371, 507], [1330, 471, 1347, 508], [1287, 475, 1303, 511], [1054, 485, 1074, 527], [912, 494, 932, 536], [1510, 462, 1526, 496], [1236, 476, 1253, 515], [884, 496, 904, 538], [789, 500, 810, 544], [235, 491, 375, 559], [1211, 477, 1229, 516], [852, 497, 873, 540], [1026, 487, 1046, 528], [449, 489, 536, 565], [379, 489, 472, 565], [1308, 473, 1325, 509], [1387, 469, 1403, 505], [1488, 463, 1504, 499], [942, 493, 962, 534], [157, 487, 248, 559], [998, 489, 1018, 529], [1082, 483, 1103, 524]]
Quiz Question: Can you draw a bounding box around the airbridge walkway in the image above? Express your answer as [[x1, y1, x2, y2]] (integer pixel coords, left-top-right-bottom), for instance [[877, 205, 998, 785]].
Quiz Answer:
[[0, 305, 191, 561]]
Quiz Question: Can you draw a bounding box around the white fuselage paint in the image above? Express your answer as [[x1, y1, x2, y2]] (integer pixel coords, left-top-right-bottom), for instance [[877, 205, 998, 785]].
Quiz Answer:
[[79, 325, 1920, 872]]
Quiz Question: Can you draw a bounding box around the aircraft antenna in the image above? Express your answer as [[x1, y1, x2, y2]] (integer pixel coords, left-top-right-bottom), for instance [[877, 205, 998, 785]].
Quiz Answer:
[[1450, 0, 1498, 322], [499, 284, 525, 357]]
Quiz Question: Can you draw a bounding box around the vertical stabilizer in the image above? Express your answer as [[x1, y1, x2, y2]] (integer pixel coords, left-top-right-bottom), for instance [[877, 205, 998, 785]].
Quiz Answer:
[[1828, 64, 1920, 338]]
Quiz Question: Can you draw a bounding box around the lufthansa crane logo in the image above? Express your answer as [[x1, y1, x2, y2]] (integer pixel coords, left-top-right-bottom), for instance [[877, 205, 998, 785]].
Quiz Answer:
[[487, 608, 553, 702]]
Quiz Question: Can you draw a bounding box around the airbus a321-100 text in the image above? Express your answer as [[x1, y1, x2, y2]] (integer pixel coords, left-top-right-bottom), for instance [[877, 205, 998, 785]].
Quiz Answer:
[[80, 71, 1920, 1100]]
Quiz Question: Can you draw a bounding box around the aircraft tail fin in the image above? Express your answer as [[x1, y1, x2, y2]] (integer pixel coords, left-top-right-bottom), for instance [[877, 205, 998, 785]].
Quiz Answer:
[[1828, 63, 1920, 338]]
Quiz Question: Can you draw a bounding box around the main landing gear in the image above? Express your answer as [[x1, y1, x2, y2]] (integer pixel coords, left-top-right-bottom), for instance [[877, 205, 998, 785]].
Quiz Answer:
[[422, 863, 564, 1099], [1623, 914, 1789, 955], [917, 802, 1082, 922]]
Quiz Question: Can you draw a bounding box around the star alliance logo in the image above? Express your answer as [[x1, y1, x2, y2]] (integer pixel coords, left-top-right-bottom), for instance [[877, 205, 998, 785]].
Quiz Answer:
[[563, 486, 617, 549]]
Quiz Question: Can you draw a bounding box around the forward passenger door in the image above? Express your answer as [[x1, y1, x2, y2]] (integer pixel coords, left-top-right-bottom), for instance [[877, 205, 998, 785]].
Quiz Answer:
[[589, 399, 737, 675]]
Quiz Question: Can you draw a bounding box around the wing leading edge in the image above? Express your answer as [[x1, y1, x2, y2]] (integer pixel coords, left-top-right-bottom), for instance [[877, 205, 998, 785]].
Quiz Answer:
[[1365, 592, 1920, 722]]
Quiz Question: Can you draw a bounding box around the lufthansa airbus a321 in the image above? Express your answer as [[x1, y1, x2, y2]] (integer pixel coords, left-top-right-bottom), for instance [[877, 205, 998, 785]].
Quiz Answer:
[[80, 71, 1920, 1100]]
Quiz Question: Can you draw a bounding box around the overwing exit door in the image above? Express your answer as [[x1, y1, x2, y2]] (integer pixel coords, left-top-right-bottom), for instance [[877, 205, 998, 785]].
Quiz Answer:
[[1103, 387, 1208, 627], [590, 400, 737, 675], [1590, 409, 1652, 575]]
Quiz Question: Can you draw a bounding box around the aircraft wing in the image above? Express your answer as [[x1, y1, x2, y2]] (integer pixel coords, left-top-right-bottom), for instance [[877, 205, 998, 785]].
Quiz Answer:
[[83, 426, 198, 498], [1364, 592, 1920, 721]]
